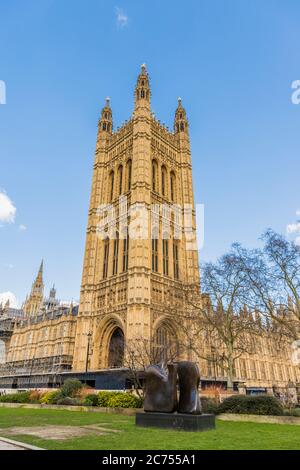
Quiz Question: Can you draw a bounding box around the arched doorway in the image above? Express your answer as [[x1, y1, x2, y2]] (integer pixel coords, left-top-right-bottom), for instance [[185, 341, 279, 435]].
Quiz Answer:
[[108, 327, 125, 368], [153, 322, 179, 363]]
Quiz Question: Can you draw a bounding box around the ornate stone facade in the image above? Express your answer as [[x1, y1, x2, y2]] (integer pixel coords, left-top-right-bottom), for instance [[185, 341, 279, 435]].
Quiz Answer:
[[72, 64, 199, 371], [0, 66, 299, 396]]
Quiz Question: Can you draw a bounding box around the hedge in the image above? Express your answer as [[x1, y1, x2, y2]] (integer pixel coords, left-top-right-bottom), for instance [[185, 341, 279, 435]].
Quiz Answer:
[[0, 391, 31, 404], [0, 389, 143, 409], [98, 391, 143, 409], [217, 395, 284, 416], [201, 397, 219, 415], [40, 390, 61, 405]]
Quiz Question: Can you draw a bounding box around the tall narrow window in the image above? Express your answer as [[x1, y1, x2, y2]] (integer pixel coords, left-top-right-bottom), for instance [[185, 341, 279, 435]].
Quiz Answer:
[[240, 358, 247, 378], [161, 166, 167, 197], [109, 171, 114, 202], [173, 241, 179, 279], [118, 165, 123, 196], [126, 159, 132, 191], [122, 236, 129, 272], [170, 172, 176, 201], [152, 160, 158, 192], [103, 238, 110, 279], [162, 240, 169, 276], [112, 235, 119, 275], [152, 239, 158, 272]]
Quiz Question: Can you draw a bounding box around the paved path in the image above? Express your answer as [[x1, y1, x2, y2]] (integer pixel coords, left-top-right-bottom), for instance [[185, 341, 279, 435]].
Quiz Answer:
[[0, 437, 43, 450], [0, 438, 24, 450]]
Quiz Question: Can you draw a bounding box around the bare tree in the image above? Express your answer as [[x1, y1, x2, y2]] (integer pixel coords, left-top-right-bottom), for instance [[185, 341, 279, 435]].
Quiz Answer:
[[174, 252, 262, 390], [233, 229, 300, 341]]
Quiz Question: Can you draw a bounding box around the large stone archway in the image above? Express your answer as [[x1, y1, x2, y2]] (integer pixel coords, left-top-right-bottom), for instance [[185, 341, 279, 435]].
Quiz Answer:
[[108, 327, 125, 368], [92, 314, 125, 370]]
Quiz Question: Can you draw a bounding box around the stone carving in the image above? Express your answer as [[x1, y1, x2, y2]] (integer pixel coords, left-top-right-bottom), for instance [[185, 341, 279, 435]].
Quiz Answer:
[[144, 361, 201, 415], [144, 363, 178, 413], [177, 361, 201, 414]]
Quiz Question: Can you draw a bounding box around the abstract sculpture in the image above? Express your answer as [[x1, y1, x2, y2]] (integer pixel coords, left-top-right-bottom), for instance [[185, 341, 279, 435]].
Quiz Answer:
[[177, 361, 201, 414], [143, 363, 178, 413], [144, 361, 201, 415]]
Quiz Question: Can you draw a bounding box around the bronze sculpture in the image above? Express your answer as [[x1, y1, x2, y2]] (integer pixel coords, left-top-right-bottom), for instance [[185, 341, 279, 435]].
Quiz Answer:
[[144, 363, 178, 413], [144, 361, 201, 415], [177, 361, 201, 414]]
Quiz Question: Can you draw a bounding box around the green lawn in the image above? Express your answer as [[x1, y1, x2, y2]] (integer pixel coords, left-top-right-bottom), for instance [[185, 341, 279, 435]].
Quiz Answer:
[[0, 408, 299, 450]]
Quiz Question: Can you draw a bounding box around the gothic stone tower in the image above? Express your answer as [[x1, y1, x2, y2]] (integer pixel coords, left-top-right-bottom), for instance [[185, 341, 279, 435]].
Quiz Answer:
[[72, 65, 200, 371], [23, 260, 44, 317]]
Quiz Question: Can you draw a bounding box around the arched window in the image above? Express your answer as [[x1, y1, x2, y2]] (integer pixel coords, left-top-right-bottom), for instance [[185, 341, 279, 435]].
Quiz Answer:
[[152, 239, 158, 272], [162, 240, 169, 276], [103, 238, 110, 279], [180, 122, 184, 131], [118, 165, 123, 196], [112, 233, 119, 276], [173, 241, 179, 280], [109, 171, 114, 202], [153, 323, 178, 363], [170, 171, 176, 202], [102, 122, 106, 131], [126, 159, 132, 191], [141, 89, 145, 99], [152, 160, 158, 192], [122, 235, 129, 272], [161, 165, 167, 197]]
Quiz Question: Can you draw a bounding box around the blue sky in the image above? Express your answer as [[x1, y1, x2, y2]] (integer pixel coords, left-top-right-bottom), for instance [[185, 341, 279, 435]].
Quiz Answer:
[[1, 0, 300, 306]]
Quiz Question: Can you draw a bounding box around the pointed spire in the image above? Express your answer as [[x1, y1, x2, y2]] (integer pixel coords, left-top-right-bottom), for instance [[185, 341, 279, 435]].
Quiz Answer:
[[39, 259, 43, 274], [174, 97, 189, 134], [99, 97, 113, 134], [134, 63, 151, 112], [35, 259, 44, 285]]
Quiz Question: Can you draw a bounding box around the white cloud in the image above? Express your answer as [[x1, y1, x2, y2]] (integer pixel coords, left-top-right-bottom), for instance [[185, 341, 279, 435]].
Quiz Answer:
[[115, 7, 128, 28], [296, 209, 300, 217], [0, 191, 16, 224], [286, 222, 300, 234], [19, 224, 27, 231], [295, 237, 300, 247], [0, 291, 18, 308]]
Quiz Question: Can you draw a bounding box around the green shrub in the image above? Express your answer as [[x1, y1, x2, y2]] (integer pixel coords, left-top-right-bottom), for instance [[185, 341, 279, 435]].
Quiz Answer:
[[83, 394, 99, 407], [107, 392, 143, 409], [217, 395, 284, 416], [56, 397, 81, 406], [98, 391, 143, 408], [0, 391, 31, 403], [40, 390, 61, 405], [201, 397, 219, 415], [60, 379, 83, 398], [98, 391, 119, 407]]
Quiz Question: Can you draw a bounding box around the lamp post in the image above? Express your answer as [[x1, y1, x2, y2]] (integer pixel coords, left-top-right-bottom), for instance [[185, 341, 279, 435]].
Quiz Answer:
[[85, 332, 92, 374]]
